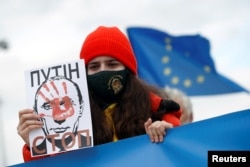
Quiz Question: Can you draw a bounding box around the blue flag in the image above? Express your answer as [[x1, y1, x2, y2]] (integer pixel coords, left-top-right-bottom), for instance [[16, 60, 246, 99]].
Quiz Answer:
[[9, 109, 250, 167], [127, 27, 247, 96]]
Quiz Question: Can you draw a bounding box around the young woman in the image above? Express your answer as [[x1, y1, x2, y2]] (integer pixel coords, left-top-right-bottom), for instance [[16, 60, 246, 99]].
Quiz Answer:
[[17, 26, 181, 162]]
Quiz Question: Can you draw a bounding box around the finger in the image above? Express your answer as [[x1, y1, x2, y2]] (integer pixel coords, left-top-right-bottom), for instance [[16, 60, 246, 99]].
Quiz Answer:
[[149, 126, 161, 143], [158, 134, 164, 143], [152, 133, 160, 143], [18, 110, 41, 128], [157, 122, 174, 142], [18, 110, 38, 134], [151, 121, 172, 143], [18, 123, 42, 136], [148, 128, 157, 143], [151, 128, 164, 143], [156, 121, 173, 137], [18, 119, 43, 132], [144, 118, 152, 134], [147, 129, 154, 142], [153, 130, 165, 141], [19, 112, 41, 127], [163, 121, 173, 130], [18, 109, 34, 119]]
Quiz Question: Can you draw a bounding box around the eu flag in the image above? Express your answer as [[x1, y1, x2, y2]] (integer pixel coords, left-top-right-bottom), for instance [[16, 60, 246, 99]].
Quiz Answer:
[[127, 27, 247, 96]]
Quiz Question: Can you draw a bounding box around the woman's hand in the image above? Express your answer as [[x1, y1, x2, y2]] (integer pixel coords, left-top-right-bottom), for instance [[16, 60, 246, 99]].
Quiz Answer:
[[144, 118, 173, 143], [17, 109, 43, 145]]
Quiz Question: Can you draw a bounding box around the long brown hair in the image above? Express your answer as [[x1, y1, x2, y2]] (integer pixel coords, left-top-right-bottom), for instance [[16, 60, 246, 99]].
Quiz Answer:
[[88, 72, 153, 145]]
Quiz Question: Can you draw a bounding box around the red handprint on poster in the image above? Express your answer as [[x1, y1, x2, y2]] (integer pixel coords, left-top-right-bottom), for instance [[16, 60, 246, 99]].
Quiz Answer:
[[37, 80, 75, 122]]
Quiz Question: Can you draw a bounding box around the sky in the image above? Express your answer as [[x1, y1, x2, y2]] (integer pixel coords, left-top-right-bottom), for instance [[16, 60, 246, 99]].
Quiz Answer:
[[0, 0, 250, 166]]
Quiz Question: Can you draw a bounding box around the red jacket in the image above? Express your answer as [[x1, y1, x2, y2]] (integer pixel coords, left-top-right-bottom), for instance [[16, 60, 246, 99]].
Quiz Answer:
[[22, 93, 181, 162]]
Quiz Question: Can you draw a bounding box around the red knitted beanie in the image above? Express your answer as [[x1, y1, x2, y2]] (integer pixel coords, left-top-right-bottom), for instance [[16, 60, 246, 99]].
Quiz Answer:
[[80, 26, 137, 74]]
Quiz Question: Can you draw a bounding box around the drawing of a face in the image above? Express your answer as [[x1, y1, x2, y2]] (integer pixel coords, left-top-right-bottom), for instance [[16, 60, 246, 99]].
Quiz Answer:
[[34, 76, 83, 138]]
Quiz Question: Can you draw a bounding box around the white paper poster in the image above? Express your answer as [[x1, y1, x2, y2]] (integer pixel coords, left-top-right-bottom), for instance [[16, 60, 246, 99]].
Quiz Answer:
[[25, 59, 93, 157]]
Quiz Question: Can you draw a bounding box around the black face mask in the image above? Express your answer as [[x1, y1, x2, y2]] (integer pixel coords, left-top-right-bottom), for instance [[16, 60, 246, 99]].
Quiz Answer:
[[87, 69, 129, 103]]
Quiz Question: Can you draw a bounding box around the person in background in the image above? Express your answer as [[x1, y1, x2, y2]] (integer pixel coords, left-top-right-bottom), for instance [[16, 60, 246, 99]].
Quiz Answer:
[[164, 87, 193, 124], [17, 26, 181, 162]]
